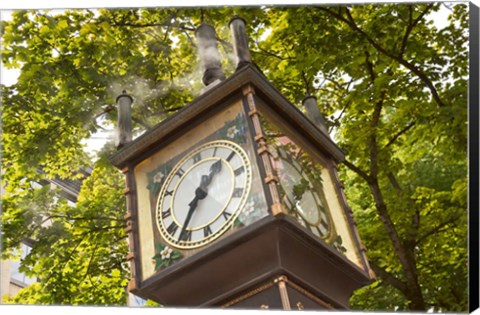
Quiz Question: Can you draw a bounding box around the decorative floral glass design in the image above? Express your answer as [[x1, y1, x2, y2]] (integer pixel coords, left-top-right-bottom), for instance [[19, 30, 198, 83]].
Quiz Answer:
[[152, 243, 183, 270], [259, 116, 342, 251], [140, 106, 268, 273]]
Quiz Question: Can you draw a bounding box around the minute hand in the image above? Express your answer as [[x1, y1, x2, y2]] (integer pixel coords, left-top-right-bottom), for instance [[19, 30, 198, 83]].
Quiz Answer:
[[189, 159, 222, 208], [179, 159, 223, 241], [204, 159, 222, 187]]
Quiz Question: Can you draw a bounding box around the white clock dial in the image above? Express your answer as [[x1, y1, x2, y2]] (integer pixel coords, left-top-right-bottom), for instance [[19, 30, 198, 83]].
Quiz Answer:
[[280, 159, 320, 225], [276, 147, 332, 239], [156, 140, 252, 249]]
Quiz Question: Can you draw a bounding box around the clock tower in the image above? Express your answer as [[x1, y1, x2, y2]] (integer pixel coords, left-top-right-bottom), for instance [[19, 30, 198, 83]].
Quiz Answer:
[[110, 16, 373, 310]]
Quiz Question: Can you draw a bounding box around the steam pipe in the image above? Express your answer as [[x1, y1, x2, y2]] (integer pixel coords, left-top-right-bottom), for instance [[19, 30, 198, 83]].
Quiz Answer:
[[195, 23, 225, 86], [302, 95, 329, 136], [229, 16, 252, 70], [116, 90, 133, 149]]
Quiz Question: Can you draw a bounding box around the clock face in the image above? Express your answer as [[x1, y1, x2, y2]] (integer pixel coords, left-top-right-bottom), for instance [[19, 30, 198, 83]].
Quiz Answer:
[[156, 140, 252, 249], [276, 147, 332, 239]]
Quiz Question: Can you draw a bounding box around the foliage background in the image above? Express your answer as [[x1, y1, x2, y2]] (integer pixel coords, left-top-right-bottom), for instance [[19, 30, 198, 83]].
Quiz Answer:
[[0, 2, 470, 311]]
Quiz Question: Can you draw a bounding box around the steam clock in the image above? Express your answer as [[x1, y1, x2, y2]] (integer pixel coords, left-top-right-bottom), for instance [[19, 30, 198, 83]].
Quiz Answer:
[[110, 17, 373, 310]]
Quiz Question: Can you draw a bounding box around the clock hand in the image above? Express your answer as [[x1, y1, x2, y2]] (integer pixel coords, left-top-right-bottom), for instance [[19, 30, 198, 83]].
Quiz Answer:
[[188, 159, 223, 206], [179, 198, 199, 241], [178, 176, 212, 241], [179, 159, 223, 241], [208, 158, 222, 179], [197, 159, 222, 191]]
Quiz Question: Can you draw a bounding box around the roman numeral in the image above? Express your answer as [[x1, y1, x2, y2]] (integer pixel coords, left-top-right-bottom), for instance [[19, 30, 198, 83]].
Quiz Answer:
[[226, 151, 236, 162], [317, 225, 328, 238], [161, 208, 171, 219], [222, 211, 232, 220], [179, 229, 192, 242], [234, 166, 245, 176], [203, 225, 212, 237], [279, 148, 293, 162], [193, 153, 201, 163], [166, 222, 179, 236], [293, 160, 302, 172], [175, 168, 185, 177], [232, 188, 243, 198], [165, 190, 173, 197], [320, 220, 329, 230], [212, 147, 218, 157]]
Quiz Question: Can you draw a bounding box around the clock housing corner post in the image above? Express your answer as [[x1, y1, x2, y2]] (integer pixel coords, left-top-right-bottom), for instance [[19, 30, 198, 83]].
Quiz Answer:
[[241, 84, 286, 217], [122, 165, 142, 294]]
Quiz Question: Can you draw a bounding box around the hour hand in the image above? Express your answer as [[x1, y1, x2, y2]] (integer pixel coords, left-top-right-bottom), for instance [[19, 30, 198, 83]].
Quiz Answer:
[[190, 159, 222, 204], [188, 175, 209, 208], [209, 159, 222, 176], [199, 159, 222, 191]]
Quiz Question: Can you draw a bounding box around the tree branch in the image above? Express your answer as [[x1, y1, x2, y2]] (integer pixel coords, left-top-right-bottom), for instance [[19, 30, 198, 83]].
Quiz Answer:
[[399, 4, 435, 58], [399, 5, 414, 57], [387, 171, 420, 247], [44, 214, 125, 223], [331, 99, 351, 126], [412, 3, 436, 27], [217, 37, 233, 51], [364, 50, 376, 83], [132, 116, 152, 129], [84, 243, 98, 282], [111, 21, 195, 31], [415, 213, 464, 246], [369, 177, 425, 310], [358, 54, 425, 308], [317, 6, 445, 108], [301, 70, 312, 94], [369, 260, 408, 293], [385, 121, 416, 148], [369, 90, 385, 179], [252, 42, 292, 61], [342, 159, 371, 182]]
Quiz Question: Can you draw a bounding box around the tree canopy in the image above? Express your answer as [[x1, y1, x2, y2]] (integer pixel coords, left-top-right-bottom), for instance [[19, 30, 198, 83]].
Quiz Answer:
[[1, 3, 469, 311]]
